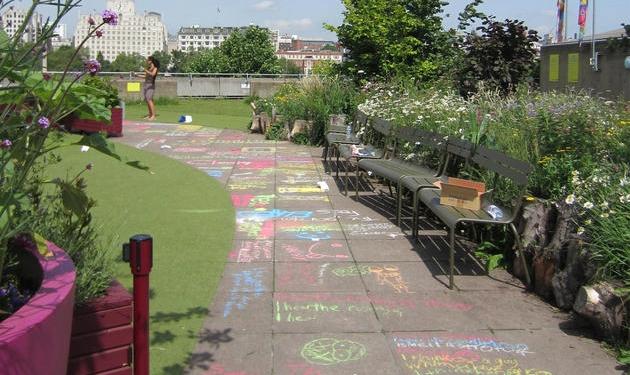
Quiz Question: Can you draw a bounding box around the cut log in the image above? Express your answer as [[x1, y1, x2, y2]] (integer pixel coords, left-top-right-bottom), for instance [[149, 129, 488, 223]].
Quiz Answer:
[[573, 283, 625, 341]]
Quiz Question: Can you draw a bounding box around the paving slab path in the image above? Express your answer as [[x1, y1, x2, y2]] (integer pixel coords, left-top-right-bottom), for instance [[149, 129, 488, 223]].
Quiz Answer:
[[119, 122, 624, 375]]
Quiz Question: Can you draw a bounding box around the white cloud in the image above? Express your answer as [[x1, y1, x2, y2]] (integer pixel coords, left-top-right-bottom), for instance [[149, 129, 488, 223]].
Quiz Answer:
[[267, 18, 313, 30], [254, 1, 275, 10]]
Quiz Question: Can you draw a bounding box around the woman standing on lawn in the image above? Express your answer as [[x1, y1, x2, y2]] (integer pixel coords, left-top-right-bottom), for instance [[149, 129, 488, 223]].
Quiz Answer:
[[142, 56, 159, 120]]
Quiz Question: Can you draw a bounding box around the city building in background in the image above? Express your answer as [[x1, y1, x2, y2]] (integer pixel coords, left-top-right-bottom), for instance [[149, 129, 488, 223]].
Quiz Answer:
[[0, 6, 43, 43], [74, 0, 167, 61], [275, 34, 343, 74], [540, 28, 630, 100], [177, 25, 279, 52], [51, 23, 72, 49]]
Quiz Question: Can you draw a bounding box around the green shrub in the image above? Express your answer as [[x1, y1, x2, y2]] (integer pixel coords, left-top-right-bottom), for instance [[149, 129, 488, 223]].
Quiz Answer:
[[81, 76, 121, 108], [272, 76, 361, 145]]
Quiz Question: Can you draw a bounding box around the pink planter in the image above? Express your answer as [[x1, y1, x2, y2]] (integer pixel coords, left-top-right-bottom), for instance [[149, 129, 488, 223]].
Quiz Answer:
[[0, 242, 77, 375], [69, 107, 123, 137]]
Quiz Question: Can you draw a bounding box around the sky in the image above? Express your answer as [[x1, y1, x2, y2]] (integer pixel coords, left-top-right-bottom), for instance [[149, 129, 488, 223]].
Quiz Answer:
[[33, 0, 629, 40]]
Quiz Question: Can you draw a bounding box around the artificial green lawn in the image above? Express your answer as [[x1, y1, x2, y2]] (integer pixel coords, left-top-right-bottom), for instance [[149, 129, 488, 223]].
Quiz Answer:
[[125, 98, 252, 130], [49, 135, 235, 374]]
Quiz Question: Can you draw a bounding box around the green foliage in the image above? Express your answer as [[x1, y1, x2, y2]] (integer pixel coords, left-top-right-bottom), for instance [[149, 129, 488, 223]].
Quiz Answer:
[[182, 48, 227, 73], [312, 60, 339, 77], [456, 17, 540, 96], [17, 168, 115, 304], [110, 52, 145, 72], [80, 75, 120, 107], [219, 26, 279, 74], [278, 58, 302, 75], [272, 77, 361, 145], [474, 242, 504, 272], [168, 50, 192, 73], [0, 0, 145, 315], [265, 122, 287, 141], [328, 0, 455, 81], [150, 50, 171, 72], [95, 51, 112, 72], [47, 45, 88, 71]]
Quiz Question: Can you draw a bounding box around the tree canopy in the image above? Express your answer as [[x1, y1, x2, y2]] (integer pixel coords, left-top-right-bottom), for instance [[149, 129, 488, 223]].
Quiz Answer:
[[327, 0, 455, 81], [110, 52, 145, 72], [219, 26, 279, 74]]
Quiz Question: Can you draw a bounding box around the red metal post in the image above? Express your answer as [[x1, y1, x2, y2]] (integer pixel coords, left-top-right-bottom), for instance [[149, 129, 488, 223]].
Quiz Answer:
[[126, 235, 153, 375]]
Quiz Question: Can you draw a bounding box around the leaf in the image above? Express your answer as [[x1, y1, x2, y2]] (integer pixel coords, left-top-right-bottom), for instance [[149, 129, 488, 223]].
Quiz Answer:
[[32, 232, 53, 258], [59, 181, 89, 217], [486, 254, 504, 272]]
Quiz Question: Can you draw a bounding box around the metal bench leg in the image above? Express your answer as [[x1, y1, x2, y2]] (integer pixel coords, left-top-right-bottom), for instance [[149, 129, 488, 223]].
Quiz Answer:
[[355, 163, 360, 199], [323, 143, 329, 173], [335, 150, 340, 178], [412, 188, 420, 239], [510, 223, 531, 287], [344, 159, 350, 196], [396, 179, 404, 227], [449, 226, 456, 290]]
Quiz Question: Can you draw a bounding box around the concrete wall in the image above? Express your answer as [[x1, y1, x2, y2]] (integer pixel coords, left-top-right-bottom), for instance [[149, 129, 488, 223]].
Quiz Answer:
[[113, 76, 298, 101], [540, 42, 630, 100]]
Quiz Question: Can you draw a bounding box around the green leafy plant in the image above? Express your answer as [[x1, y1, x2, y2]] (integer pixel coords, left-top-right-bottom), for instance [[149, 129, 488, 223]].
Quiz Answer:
[[80, 75, 120, 108], [0, 0, 145, 319]]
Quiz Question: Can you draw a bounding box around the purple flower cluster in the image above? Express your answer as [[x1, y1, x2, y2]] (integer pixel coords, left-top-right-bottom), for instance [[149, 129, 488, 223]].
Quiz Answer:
[[101, 9, 118, 26], [88, 16, 95, 26], [95, 30, 104, 38], [84, 59, 101, 76], [1, 139, 12, 149], [0, 283, 31, 313], [38, 116, 50, 129]]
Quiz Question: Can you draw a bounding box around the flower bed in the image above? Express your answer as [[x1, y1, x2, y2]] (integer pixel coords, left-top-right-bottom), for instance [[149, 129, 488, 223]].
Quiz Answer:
[[0, 242, 76, 375], [68, 107, 123, 137]]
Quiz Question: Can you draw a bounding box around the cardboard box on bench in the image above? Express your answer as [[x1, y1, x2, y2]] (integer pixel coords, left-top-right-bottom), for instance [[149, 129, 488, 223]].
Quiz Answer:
[[438, 177, 488, 211]]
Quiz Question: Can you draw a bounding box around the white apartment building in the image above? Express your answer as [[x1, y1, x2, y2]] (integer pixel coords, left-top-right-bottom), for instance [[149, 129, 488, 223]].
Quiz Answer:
[[0, 6, 43, 43], [51, 24, 72, 50], [178, 26, 280, 52], [74, 0, 167, 62]]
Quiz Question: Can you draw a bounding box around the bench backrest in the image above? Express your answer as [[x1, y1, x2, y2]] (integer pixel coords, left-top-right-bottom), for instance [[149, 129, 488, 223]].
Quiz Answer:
[[446, 138, 474, 159], [471, 146, 532, 187], [371, 117, 392, 136], [355, 110, 368, 128]]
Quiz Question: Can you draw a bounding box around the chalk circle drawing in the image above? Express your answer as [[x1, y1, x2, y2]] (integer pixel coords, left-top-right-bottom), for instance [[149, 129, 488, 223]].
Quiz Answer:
[[301, 338, 367, 366]]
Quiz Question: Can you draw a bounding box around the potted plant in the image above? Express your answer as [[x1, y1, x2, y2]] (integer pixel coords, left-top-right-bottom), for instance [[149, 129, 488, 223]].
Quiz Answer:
[[0, 2, 140, 373], [67, 76, 124, 137]]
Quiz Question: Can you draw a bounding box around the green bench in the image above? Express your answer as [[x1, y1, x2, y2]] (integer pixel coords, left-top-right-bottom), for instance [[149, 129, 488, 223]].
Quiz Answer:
[[417, 144, 533, 289]]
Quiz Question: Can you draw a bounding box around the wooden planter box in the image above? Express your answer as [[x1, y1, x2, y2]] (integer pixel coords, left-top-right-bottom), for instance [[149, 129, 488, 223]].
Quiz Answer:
[[67, 281, 133, 375], [69, 107, 123, 137]]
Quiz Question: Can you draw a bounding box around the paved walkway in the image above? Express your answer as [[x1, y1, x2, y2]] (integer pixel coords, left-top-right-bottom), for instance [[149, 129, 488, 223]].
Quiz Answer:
[[120, 123, 622, 375]]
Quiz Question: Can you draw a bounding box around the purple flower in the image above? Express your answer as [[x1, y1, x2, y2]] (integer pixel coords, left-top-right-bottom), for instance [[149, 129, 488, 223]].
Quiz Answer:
[[95, 30, 103, 38], [84, 59, 101, 76], [101, 9, 118, 26], [38, 116, 50, 129], [88, 16, 95, 26], [43, 72, 52, 81], [1, 139, 12, 149]]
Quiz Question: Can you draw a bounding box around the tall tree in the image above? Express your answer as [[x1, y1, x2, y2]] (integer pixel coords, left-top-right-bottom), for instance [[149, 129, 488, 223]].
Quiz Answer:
[[150, 50, 171, 72], [110, 52, 145, 72], [182, 48, 227, 73], [96, 51, 112, 72], [168, 50, 191, 73], [456, 17, 540, 96], [219, 26, 279, 74], [327, 0, 455, 81]]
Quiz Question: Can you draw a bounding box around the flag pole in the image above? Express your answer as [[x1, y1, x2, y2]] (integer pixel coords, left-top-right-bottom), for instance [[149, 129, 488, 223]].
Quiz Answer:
[[592, 0, 597, 70]]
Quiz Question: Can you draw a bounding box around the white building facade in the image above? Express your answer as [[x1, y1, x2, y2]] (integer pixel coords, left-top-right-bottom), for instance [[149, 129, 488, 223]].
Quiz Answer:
[[74, 0, 167, 61], [178, 26, 280, 52], [276, 50, 343, 75], [0, 6, 43, 43]]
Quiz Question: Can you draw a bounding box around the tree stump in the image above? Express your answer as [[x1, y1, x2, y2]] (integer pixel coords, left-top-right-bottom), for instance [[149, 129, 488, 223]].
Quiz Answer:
[[573, 283, 625, 342]]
